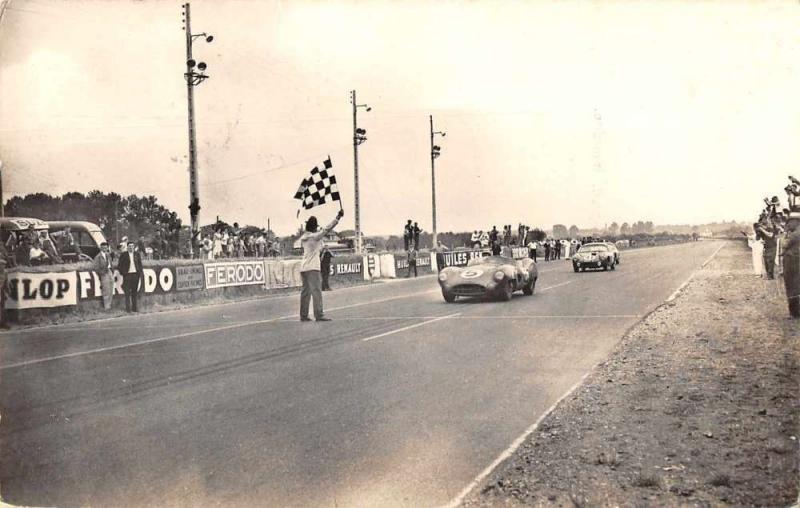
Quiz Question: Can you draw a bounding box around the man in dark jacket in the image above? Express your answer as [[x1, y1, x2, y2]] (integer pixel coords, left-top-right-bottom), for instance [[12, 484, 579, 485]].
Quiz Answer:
[[412, 222, 422, 249], [320, 246, 333, 291], [118, 240, 144, 312]]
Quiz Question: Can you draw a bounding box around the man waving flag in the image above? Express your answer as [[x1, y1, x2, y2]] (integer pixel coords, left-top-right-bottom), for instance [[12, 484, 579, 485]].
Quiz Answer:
[[294, 157, 342, 216]]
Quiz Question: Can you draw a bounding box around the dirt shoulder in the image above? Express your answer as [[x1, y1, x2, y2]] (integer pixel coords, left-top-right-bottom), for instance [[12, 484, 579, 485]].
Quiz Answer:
[[463, 240, 799, 507]]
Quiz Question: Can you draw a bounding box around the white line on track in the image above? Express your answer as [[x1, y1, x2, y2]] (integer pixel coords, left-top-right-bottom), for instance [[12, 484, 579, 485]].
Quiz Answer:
[[333, 315, 640, 321], [538, 280, 574, 292], [666, 242, 725, 302], [0, 289, 439, 371], [441, 369, 594, 508], [361, 313, 461, 342]]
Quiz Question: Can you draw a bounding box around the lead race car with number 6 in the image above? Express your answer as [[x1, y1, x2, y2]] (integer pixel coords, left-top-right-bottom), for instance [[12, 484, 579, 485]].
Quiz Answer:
[[438, 255, 538, 302]]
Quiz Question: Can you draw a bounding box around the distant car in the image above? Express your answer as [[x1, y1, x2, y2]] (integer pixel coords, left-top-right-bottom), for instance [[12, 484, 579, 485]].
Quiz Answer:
[[573, 243, 616, 272], [437, 255, 538, 302]]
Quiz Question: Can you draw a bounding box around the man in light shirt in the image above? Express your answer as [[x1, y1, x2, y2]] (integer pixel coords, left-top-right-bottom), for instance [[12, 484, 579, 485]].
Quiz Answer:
[[93, 242, 114, 310], [300, 210, 344, 322]]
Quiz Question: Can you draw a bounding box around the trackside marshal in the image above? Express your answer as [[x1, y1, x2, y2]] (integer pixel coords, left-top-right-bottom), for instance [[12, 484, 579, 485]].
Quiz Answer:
[[205, 261, 266, 289]]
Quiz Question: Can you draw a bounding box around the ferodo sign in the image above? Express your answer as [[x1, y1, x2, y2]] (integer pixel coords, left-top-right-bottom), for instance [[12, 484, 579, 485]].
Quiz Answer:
[[6, 271, 78, 309], [78, 267, 176, 299], [205, 261, 266, 289]]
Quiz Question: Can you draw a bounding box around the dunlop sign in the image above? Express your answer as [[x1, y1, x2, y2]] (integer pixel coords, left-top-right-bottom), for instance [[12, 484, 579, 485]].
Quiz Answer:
[[6, 271, 78, 309], [205, 261, 266, 289]]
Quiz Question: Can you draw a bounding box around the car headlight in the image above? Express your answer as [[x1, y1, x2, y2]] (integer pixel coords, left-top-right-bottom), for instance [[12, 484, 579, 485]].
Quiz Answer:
[[438, 272, 448, 282], [494, 271, 505, 281]]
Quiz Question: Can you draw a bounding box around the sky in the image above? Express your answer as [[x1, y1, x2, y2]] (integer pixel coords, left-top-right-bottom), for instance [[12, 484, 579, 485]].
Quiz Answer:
[[1, 0, 798, 236]]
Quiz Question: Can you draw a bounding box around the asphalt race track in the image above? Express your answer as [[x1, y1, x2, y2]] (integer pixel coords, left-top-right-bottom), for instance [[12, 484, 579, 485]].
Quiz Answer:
[[0, 241, 723, 507]]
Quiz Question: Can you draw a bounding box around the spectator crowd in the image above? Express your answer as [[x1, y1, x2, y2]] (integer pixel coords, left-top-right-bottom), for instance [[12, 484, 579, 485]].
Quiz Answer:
[[748, 175, 800, 318]]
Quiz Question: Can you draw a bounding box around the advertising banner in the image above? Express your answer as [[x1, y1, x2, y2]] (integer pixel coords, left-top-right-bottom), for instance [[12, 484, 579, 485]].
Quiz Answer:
[[333, 259, 363, 277], [395, 253, 432, 271], [176, 264, 205, 291], [265, 259, 302, 289], [78, 266, 176, 299], [6, 271, 78, 309], [438, 250, 490, 268], [205, 260, 266, 289]]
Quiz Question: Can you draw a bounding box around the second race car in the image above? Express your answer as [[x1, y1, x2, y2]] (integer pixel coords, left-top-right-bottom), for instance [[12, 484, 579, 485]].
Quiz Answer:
[[573, 243, 616, 272], [438, 255, 538, 302]]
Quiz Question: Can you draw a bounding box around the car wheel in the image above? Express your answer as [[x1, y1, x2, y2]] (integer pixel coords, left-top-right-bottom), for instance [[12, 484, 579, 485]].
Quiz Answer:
[[573, 264, 579, 273], [500, 280, 513, 301], [523, 277, 536, 295], [442, 290, 456, 303], [610, 259, 616, 271]]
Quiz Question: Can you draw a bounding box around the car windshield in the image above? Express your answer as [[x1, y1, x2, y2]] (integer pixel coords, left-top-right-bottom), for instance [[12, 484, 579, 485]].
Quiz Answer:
[[467, 255, 509, 267], [580, 244, 608, 252]]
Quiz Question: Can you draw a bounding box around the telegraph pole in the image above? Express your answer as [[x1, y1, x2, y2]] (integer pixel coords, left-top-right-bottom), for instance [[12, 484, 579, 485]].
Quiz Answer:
[[182, 3, 213, 258], [430, 115, 445, 249], [351, 90, 370, 253]]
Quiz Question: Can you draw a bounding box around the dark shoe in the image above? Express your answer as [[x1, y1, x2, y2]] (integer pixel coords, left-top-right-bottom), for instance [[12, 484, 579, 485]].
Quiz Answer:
[[316, 317, 331, 322], [300, 317, 312, 322]]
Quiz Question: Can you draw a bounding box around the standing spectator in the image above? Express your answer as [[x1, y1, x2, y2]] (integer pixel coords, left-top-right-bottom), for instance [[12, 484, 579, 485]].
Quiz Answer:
[[299, 210, 343, 322], [491, 240, 502, 256], [413, 222, 422, 249], [407, 248, 418, 277], [137, 237, 148, 260], [40, 231, 62, 264], [159, 231, 170, 259], [0, 241, 8, 328], [212, 229, 223, 259], [479, 230, 489, 248], [5, 232, 18, 265], [528, 239, 538, 262], [201, 235, 213, 260], [544, 240, 551, 261], [15, 236, 31, 266], [118, 240, 143, 313], [320, 246, 333, 291], [489, 226, 499, 246], [757, 219, 778, 279], [403, 220, 413, 251], [29, 240, 49, 265], [256, 233, 267, 257], [434, 242, 448, 272], [471, 231, 480, 248], [58, 225, 82, 258], [93, 242, 114, 310]]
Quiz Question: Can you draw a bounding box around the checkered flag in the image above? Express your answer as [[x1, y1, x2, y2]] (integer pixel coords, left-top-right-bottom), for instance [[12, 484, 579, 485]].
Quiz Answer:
[[294, 157, 341, 215]]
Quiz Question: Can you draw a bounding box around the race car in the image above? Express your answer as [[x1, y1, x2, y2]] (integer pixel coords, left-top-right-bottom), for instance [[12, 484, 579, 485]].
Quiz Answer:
[[437, 255, 538, 302], [573, 243, 616, 272]]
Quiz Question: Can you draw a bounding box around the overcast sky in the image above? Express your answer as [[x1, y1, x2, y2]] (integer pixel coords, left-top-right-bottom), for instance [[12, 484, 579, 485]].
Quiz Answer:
[[1, 0, 797, 236]]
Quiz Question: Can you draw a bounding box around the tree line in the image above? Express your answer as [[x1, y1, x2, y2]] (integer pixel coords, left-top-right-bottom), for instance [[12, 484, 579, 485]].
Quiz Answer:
[[6, 192, 182, 244]]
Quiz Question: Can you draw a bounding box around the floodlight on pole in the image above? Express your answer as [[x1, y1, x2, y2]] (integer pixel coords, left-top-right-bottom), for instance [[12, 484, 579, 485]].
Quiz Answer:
[[430, 115, 446, 250], [351, 90, 371, 254], [182, 2, 213, 258]]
